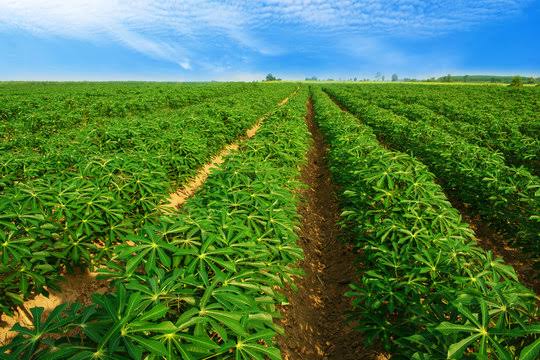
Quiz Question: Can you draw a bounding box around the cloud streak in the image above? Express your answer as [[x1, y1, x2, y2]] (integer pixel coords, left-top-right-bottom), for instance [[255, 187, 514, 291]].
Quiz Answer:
[[0, 0, 532, 73]]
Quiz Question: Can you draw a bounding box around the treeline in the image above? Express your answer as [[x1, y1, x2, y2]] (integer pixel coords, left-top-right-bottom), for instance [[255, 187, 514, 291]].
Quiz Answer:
[[302, 74, 539, 84], [435, 74, 539, 84]]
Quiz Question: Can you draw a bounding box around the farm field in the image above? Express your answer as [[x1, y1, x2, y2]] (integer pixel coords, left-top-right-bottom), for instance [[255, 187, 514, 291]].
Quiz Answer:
[[0, 82, 539, 359]]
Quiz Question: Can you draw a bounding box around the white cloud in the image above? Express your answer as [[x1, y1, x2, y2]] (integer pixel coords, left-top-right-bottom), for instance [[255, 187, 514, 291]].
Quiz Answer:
[[179, 60, 191, 70], [0, 0, 531, 71]]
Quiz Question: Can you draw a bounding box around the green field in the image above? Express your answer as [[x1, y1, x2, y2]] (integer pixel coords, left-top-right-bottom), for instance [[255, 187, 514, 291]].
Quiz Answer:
[[0, 82, 539, 359]]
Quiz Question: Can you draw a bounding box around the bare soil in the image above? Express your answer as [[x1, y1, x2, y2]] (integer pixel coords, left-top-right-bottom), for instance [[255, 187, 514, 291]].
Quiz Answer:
[[0, 270, 108, 345], [277, 99, 385, 360]]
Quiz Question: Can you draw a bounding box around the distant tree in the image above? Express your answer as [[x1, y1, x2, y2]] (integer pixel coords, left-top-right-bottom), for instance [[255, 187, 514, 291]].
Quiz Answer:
[[375, 72, 382, 81], [509, 76, 523, 87], [490, 77, 497, 83], [382, 75, 385, 82], [354, 77, 358, 81], [391, 74, 398, 82], [265, 73, 277, 81], [464, 75, 470, 82], [442, 74, 452, 82], [305, 76, 318, 81], [526, 77, 535, 84]]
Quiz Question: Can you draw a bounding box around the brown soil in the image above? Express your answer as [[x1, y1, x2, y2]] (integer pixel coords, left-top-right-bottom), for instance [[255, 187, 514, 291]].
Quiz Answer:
[[447, 196, 540, 294], [0, 270, 108, 345], [277, 98, 386, 360], [164, 89, 297, 210], [165, 142, 242, 210]]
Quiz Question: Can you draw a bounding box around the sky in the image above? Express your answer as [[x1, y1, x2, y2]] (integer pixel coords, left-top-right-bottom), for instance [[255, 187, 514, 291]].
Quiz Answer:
[[0, 0, 539, 81]]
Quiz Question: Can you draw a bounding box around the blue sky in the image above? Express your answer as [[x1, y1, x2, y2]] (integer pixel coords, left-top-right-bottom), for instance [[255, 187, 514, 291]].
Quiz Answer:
[[0, 1, 539, 81]]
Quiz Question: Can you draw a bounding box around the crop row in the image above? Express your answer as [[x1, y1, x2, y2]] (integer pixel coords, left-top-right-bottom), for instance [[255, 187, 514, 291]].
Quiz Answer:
[[1, 87, 310, 359], [343, 85, 539, 174], [324, 86, 540, 258], [0, 84, 297, 315], [336, 83, 540, 140], [311, 87, 539, 359], [1, 83, 297, 190], [410, 86, 540, 141], [327, 84, 540, 174], [0, 82, 253, 146]]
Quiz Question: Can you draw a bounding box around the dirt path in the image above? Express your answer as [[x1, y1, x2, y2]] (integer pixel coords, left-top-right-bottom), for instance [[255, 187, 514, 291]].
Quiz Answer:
[[0, 271, 107, 344], [278, 98, 382, 360], [165, 88, 298, 210]]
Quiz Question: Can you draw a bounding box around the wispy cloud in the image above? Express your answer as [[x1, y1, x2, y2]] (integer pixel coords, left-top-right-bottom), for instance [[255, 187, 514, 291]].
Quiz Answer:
[[0, 0, 531, 73]]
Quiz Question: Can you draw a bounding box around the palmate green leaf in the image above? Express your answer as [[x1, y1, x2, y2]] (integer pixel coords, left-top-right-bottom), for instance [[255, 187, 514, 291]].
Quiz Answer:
[[135, 303, 169, 322], [485, 252, 518, 281], [206, 311, 249, 338], [2, 303, 82, 359], [489, 338, 513, 360], [236, 342, 281, 360], [448, 326, 482, 359], [436, 322, 478, 335], [519, 338, 540, 360], [165, 335, 204, 360], [118, 226, 181, 275], [0, 232, 32, 264], [128, 335, 168, 356]]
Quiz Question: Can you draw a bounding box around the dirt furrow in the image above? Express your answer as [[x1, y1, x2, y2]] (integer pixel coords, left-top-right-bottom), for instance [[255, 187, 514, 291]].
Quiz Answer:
[[165, 89, 297, 210], [278, 98, 380, 360], [0, 271, 107, 344]]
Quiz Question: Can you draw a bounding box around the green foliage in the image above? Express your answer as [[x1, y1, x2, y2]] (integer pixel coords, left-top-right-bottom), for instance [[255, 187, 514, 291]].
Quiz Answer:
[[2, 81, 539, 359], [1, 87, 310, 359], [325, 85, 540, 258], [510, 76, 524, 87], [325, 83, 540, 174], [0, 82, 298, 314], [311, 86, 538, 359]]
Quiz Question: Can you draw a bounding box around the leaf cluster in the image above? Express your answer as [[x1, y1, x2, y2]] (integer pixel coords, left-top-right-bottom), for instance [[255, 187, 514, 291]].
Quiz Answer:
[[1, 88, 310, 359], [311, 87, 539, 359]]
